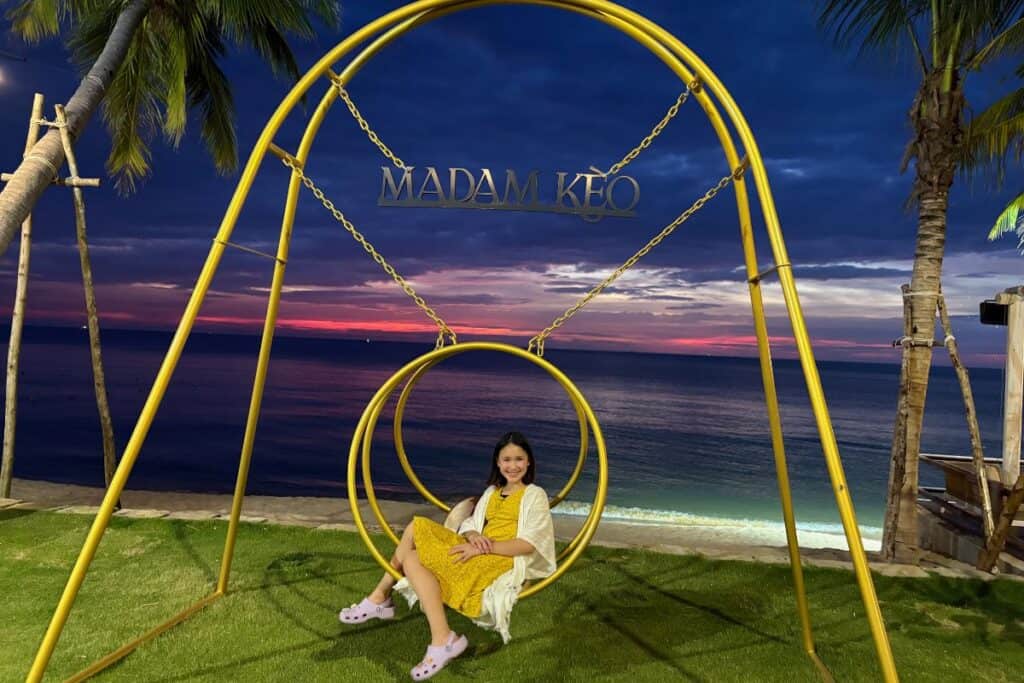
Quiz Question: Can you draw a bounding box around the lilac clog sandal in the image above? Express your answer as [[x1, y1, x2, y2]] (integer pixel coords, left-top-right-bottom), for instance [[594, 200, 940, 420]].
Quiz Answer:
[[410, 632, 468, 680], [338, 597, 395, 624]]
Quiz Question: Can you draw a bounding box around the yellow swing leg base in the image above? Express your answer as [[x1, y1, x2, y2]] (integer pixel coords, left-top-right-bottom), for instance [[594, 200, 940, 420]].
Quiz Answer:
[[807, 650, 836, 683], [63, 592, 222, 683]]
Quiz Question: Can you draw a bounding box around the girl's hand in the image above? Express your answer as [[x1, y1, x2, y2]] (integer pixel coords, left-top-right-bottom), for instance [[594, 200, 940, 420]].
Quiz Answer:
[[467, 533, 493, 554], [449, 543, 483, 563]]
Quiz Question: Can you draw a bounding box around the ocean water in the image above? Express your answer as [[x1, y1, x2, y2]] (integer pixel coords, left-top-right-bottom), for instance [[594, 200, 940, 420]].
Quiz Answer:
[[1, 326, 1008, 549]]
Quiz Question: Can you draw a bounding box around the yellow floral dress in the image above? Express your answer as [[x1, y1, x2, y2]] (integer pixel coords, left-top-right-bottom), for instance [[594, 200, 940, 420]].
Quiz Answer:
[[412, 487, 525, 617]]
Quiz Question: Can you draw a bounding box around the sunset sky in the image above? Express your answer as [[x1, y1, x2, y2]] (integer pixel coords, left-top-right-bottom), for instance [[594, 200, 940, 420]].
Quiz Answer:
[[1, 1, 1022, 366]]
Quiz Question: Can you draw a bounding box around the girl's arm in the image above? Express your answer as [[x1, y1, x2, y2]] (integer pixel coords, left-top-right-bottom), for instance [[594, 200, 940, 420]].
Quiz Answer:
[[449, 538, 534, 562], [487, 538, 535, 557]]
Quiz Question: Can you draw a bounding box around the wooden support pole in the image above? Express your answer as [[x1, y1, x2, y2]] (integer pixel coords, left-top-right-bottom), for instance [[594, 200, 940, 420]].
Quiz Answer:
[[1, 93, 45, 499], [937, 295, 995, 541], [1001, 294, 1024, 486], [1, 173, 100, 187], [882, 284, 913, 559], [54, 105, 118, 490]]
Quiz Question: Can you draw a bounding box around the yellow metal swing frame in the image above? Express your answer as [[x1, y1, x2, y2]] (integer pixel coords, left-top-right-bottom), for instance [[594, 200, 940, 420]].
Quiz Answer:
[[26, 1, 899, 681]]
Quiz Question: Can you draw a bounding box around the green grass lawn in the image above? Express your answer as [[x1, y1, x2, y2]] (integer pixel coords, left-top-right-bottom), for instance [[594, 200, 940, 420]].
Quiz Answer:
[[3, 508, 1024, 682]]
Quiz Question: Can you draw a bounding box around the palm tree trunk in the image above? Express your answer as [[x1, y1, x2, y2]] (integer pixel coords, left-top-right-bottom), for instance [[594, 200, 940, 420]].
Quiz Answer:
[[0, 93, 45, 499], [881, 70, 962, 562], [0, 0, 150, 258], [54, 105, 118, 490]]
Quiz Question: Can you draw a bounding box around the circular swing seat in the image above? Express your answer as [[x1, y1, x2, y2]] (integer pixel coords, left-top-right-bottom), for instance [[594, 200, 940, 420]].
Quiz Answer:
[[347, 341, 608, 599]]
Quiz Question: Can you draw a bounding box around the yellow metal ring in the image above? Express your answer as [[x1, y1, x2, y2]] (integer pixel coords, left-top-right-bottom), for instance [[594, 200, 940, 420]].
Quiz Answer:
[[361, 344, 601, 560], [347, 342, 608, 599], [393, 360, 450, 512], [392, 355, 591, 511], [382, 350, 597, 560]]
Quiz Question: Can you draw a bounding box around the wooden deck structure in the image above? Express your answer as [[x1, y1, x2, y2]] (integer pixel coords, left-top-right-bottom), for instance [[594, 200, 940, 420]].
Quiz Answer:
[[919, 453, 1024, 562]]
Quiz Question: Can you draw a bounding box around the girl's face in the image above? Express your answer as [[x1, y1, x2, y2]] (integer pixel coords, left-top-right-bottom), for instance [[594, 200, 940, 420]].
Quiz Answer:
[[497, 443, 530, 487]]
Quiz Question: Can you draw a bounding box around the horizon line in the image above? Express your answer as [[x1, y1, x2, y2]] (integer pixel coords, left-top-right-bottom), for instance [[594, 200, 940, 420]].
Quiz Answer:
[[0, 321, 929, 370]]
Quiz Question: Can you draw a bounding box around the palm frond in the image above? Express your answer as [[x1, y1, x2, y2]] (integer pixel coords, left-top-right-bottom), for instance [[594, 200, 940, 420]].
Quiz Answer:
[[922, 2, 1024, 70], [6, 0, 62, 42], [105, 45, 163, 191], [962, 86, 1024, 183], [70, 5, 164, 192], [302, 0, 343, 30], [989, 191, 1024, 249], [968, 13, 1024, 70], [19, 0, 341, 189], [5, 0, 111, 41], [214, 0, 340, 79], [157, 14, 189, 146], [184, 18, 237, 174], [65, 0, 120, 73], [817, 0, 931, 62]]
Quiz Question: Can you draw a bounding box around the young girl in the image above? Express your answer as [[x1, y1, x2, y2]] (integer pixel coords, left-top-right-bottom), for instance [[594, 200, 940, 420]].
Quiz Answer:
[[339, 431, 556, 680]]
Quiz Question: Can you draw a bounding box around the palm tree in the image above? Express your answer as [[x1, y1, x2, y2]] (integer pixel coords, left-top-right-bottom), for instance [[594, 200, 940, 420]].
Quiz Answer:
[[0, 0, 341, 249], [0, 0, 340, 493], [818, 1, 1024, 562]]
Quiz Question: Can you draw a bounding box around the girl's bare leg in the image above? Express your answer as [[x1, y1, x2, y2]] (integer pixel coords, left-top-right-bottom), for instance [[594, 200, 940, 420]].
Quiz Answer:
[[403, 549, 452, 646], [370, 521, 416, 603]]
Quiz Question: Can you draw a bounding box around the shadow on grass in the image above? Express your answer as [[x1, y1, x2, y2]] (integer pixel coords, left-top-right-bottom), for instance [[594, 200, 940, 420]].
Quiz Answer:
[[0, 508, 37, 522], [145, 616, 412, 682], [601, 556, 790, 646], [96, 535, 1024, 681], [169, 520, 217, 584], [873, 573, 1024, 647], [99, 550, 404, 681], [429, 551, 818, 682], [528, 555, 796, 681], [258, 551, 380, 639]]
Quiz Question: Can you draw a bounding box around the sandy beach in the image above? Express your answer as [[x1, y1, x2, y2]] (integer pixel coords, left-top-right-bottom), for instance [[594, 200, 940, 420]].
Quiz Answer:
[[1, 478, 997, 582]]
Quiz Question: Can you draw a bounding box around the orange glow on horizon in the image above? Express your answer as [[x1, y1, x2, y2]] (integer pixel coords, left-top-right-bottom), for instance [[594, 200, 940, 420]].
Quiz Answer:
[[196, 315, 532, 338]]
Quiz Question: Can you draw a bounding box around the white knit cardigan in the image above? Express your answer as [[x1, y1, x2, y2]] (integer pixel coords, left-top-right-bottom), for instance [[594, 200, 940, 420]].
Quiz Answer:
[[394, 484, 556, 642]]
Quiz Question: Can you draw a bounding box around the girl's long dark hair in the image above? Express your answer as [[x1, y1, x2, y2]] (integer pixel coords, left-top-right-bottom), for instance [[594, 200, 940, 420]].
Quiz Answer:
[[486, 431, 535, 487]]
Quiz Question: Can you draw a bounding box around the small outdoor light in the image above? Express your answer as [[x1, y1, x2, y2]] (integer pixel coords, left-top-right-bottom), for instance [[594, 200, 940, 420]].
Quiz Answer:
[[980, 298, 1010, 326]]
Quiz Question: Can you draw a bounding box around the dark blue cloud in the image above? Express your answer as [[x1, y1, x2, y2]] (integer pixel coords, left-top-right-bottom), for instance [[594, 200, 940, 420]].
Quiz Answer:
[[1, 0, 1021, 363]]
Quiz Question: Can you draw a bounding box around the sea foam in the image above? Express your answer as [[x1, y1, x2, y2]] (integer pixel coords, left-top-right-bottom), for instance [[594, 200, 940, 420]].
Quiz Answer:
[[553, 501, 883, 551]]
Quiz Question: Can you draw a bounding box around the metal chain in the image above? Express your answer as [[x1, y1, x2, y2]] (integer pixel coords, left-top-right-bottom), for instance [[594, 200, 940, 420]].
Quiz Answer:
[[528, 162, 743, 357], [332, 76, 694, 179], [331, 77, 409, 171], [595, 83, 697, 178], [280, 156, 456, 348]]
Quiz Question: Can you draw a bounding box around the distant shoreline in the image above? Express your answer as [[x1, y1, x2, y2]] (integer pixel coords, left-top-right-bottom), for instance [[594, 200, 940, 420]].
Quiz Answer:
[[7, 477, 878, 555], [0, 322, 927, 369]]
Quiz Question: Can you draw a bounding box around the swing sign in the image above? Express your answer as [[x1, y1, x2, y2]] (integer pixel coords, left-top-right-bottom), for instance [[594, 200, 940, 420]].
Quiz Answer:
[[378, 166, 640, 222]]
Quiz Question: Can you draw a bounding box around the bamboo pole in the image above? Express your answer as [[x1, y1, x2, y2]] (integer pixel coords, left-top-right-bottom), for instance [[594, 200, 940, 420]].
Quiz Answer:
[[54, 104, 117, 489], [0, 93, 45, 499], [936, 294, 994, 541], [0, 173, 99, 187], [882, 284, 913, 559]]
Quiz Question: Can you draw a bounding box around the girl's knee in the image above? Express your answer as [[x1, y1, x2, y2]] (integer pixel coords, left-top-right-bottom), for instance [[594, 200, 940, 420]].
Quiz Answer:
[[390, 555, 402, 570]]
